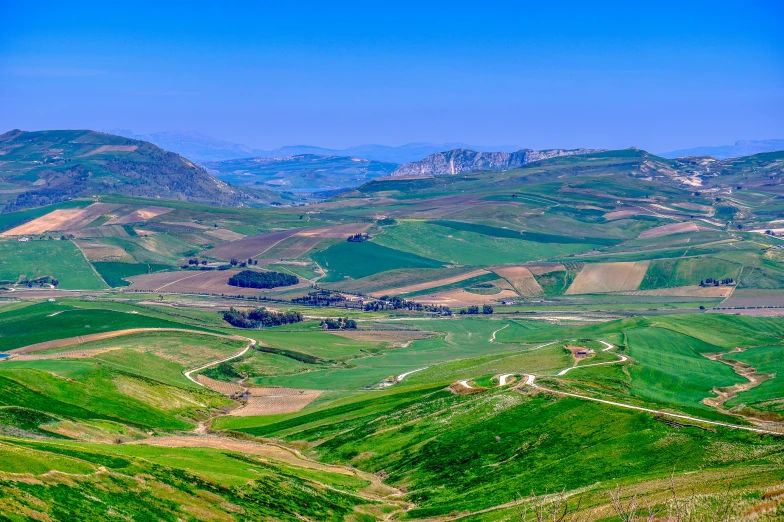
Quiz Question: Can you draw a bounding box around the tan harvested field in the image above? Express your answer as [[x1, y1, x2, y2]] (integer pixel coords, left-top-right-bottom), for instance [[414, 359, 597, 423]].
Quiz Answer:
[[11, 347, 120, 361], [526, 263, 566, 276], [491, 266, 544, 296], [203, 229, 299, 260], [328, 330, 433, 343], [74, 240, 132, 261], [0, 203, 120, 236], [638, 221, 708, 239], [80, 145, 138, 156], [196, 375, 243, 395], [125, 268, 309, 295], [9, 327, 248, 355], [619, 285, 735, 297], [230, 388, 321, 416], [161, 221, 210, 229], [566, 261, 649, 294], [66, 225, 131, 239], [204, 228, 246, 241], [411, 288, 518, 307], [603, 209, 640, 220], [369, 269, 489, 297], [105, 206, 174, 225]]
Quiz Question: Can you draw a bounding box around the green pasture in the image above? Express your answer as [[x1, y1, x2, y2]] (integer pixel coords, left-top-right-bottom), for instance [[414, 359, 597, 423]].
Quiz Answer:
[[92, 261, 173, 287], [0, 239, 107, 290]]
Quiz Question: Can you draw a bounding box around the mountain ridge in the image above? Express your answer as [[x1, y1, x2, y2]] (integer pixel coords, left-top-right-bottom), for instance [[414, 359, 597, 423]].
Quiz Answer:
[[391, 148, 605, 177]]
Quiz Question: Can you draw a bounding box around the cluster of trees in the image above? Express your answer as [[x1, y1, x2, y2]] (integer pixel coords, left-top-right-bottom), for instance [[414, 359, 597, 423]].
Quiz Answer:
[[229, 258, 260, 267], [321, 317, 357, 330], [222, 307, 303, 328], [365, 296, 452, 315], [347, 233, 371, 243], [460, 305, 493, 315], [293, 290, 349, 307], [228, 270, 299, 289], [187, 258, 208, 266], [20, 276, 59, 288], [699, 277, 735, 287]]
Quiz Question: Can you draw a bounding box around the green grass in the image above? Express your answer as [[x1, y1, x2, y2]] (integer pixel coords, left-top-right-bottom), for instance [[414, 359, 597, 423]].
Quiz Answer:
[[311, 240, 444, 282], [725, 345, 784, 414], [0, 301, 210, 352], [92, 261, 173, 287], [374, 221, 596, 266], [0, 239, 107, 290], [430, 219, 620, 245], [0, 438, 375, 521], [639, 257, 742, 289]]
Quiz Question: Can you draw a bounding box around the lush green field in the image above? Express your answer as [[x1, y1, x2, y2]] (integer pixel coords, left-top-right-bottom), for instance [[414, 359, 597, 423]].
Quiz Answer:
[[312, 240, 444, 282], [92, 261, 173, 287], [374, 220, 595, 266], [0, 301, 209, 352], [639, 256, 743, 289], [726, 345, 784, 414], [0, 438, 376, 520], [0, 239, 107, 290]]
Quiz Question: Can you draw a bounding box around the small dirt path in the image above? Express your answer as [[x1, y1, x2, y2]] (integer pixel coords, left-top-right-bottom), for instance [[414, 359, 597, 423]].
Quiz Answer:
[[701, 348, 775, 415], [522, 373, 782, 436], [489, 324, 509, 343], [182, 338, 255, 387], [556, 340, 628, 376]]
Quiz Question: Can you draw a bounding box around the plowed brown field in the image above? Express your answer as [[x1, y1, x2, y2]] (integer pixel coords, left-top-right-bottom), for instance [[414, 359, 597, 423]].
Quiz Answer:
[[491, 266, 543, 296], [196, 375, 243, 395], [369, 269, 489, 297], [230, 388, 321, 415], [105, 206, 174, 225]]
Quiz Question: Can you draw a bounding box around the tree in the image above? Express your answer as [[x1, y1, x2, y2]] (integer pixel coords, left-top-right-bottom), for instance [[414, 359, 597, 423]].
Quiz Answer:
[[482, 305, 494, 314], [229, 258, 239, 266]]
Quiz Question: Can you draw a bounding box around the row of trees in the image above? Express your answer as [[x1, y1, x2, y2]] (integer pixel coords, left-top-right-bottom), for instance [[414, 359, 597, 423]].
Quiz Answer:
[[699, 277, 735, 287], [460, 305, 493, 315], [228, 270, 299, 289], [366, 296, 452, 315], [229, 258, 259, 267], [222, 307, 303, 328]]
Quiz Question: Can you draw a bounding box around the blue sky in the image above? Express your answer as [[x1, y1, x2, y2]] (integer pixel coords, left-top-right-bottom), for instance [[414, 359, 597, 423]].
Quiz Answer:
[[1, 1, 782, 151]]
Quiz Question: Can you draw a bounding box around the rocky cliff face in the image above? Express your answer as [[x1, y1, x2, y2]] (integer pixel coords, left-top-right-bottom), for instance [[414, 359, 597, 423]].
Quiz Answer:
[[391, 148, 603, 177]]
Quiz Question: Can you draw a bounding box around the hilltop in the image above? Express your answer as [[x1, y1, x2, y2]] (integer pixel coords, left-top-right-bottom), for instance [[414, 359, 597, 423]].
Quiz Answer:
[[0, 129, 255, 212], [659, 138, 784, 159], [391, 147, 603, 176]]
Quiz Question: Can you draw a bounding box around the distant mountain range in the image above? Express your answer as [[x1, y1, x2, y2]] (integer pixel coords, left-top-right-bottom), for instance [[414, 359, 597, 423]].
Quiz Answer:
[[658, 139, 784, 160], [110, 130, 521, 164], [204, 154, 398, 192], [391, 148, 604, 177]]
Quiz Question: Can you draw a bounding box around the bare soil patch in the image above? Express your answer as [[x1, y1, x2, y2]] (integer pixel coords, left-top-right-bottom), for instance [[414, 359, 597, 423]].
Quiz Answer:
[[196, 375, 243, 395], [410, 288, 518, 307], [230, 388, 321, 415], [638, 222, 709, 239], [204, 228, 246, 241], [125, 269, 308, 295], [105, 206, 174, 225], [370, 269, 489, 297], [74, 240, 132, 262], [526, 263, 566, 276], [1, 203, 119, 236], [620, 285, 734, 298], [203, 229, 299, 260], [80, 145, 138, 157], [604, 209, 640, 220], [491, 266, 544, 296], [566, 262, 649, 294], [296, 222, 372, 238], [262, 234, 325, 260], [11, 347, 120, 361]]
